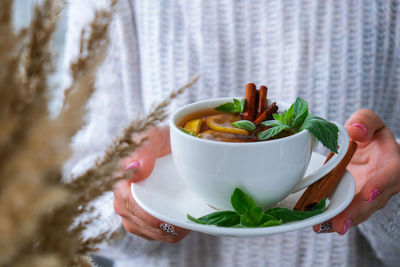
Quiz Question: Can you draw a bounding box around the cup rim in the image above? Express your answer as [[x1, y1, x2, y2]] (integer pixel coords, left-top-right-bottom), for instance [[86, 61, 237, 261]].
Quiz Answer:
[[170, 97, 310, 146]]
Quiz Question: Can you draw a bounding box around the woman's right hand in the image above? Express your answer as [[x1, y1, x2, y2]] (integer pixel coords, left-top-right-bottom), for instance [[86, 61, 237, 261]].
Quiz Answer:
[[113, 126, 190, 242]]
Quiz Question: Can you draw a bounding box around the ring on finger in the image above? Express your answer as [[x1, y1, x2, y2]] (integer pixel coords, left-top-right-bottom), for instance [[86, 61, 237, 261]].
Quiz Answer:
[[160, 223, 177, 236]]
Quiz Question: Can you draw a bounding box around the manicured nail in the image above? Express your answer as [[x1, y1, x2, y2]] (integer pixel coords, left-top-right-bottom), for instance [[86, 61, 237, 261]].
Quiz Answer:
[[160, 223, 177, 236], [368, 188, 380, 203], [317, 222, 332, 233], [343, 219, 352, 234], [351, 123, 368, 136], [125, 160, 140, 170]]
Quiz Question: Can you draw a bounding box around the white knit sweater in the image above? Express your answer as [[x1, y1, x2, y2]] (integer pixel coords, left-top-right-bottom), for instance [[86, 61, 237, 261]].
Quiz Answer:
[[64, 0, 400, 266]]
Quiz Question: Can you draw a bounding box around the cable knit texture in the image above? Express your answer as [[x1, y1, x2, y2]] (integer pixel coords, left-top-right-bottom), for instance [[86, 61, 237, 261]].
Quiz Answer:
[[64, 0, 400, 266]]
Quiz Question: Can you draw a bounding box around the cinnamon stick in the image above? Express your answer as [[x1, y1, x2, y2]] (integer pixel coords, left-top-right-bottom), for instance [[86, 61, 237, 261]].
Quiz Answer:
[[258, 85, 268, 114], [255, 89, 260, 117], [242, 83, 257, 121], [253, 102, 278, 124], [293, 141, 358, 211]]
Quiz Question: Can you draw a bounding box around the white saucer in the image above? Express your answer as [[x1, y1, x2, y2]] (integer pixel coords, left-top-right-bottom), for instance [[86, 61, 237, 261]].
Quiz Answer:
[[131, 152, 355, 238]]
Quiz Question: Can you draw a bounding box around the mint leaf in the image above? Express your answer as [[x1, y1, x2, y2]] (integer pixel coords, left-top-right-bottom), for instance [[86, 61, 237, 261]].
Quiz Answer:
[[292, 97, 309, 128], [259, 215, 283, 227], [215, 99, 242, 114], [300, 114, 339, 153], [240, 99, 246, 113], [233, 98, 241, 112], [215, 102, 236, 113], [232, 120, 256, 131], [284, 105, 294, 125], [261, 120, 283, 127], [257, 125, 289, 140], [231, 188, 256, 215], [273, 113, 284, 122], [180, 127, 195, 136], [259, 219, 283, 227], [311, 198, 326, 212], [187, 211, 240, 227], [264, 198, 326, 222], [261, 214, 278, 223], [241, 207, 263, 227], [258, 214, 282, 227]]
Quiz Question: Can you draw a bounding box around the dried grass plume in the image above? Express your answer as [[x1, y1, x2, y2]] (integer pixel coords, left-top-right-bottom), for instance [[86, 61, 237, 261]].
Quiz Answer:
[[0, 0, 198, 266]]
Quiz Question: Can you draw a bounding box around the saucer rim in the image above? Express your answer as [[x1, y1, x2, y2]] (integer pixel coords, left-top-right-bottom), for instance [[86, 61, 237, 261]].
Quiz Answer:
[[131, 153, 355, 237]]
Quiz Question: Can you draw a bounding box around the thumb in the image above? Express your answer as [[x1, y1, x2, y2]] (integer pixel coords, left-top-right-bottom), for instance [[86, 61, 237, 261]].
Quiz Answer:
[[124, 126, 171, 183], [124, 145, 157, 183], [345, 109, 385, 144]]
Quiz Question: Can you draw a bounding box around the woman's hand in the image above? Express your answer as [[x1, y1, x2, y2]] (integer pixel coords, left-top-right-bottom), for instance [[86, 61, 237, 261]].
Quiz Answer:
[[314, 109, 400, 234], [113, 126, 190, 242]]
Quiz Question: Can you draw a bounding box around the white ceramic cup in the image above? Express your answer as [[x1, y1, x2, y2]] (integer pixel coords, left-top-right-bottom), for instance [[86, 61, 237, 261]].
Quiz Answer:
[[170, 97, 349, 210]]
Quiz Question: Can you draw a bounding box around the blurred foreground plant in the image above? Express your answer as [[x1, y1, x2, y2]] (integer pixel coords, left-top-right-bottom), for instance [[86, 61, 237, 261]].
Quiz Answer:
[[0, 0, 198, 266]]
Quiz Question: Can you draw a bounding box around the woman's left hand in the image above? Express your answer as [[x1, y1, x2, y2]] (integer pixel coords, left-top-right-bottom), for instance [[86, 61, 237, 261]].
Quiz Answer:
[[313, 109, 400, 234]]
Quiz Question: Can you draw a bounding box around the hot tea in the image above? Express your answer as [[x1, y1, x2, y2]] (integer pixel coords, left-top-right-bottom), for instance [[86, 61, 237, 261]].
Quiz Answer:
[[178, 83, 285, 142]]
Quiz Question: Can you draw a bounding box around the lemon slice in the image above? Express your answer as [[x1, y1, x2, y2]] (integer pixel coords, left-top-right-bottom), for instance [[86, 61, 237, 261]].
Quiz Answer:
[[183, 119, 202, 135], [205, 114, 249, 135]]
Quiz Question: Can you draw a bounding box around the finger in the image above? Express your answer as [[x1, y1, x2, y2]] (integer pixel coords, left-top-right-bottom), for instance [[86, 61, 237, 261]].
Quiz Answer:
[[120, 202, 190, 243], [313, 221, 333, 233], [328, 187, 393, 235], [122, 199, 190, 242], [121, 216, 169, 242], [345, 109, 385, 144], [314, 159, 399, 235], [121, 219, 155, 241], [124, 146, 157, 182], [122, 215, 189, 243], [114, 180, 190, 242], [114, 180, 163, 228], [360, 155, 400, 202], [124, 126, 171, 182], [153, 126, 171, 157], [122, 181, 190, 237], [312, 194, 384, 234], [131, 126, 171, 157]]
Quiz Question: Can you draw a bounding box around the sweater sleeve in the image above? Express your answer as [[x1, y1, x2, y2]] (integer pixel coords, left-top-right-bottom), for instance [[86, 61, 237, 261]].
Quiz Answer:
[[357, 137, 400, 266], [358, 195, 400, 266], [63, 0, 162, 257]]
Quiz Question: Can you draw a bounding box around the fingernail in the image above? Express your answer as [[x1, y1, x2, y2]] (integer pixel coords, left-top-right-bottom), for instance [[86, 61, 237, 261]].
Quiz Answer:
[[317, 222, 332, 233], [342, 219, 352, 234], [351, 123, 368, 136], [125, 161, 140, 170], [160, 223, 177, 236], [368, 188, 380, 203]]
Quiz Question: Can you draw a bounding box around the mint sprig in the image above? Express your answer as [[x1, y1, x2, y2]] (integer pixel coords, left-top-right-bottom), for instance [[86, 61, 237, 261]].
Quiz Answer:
[[215, 98, 246, 114], [231, 188, 256, 215], [187, 188, 326, 228], [187, 211, 240, 227], [257, 125, 290, 140], [257, 97, 339, 153], [231, 120, 256, 131], [264, 198, 326, 222], [300, 114, 339, 154]]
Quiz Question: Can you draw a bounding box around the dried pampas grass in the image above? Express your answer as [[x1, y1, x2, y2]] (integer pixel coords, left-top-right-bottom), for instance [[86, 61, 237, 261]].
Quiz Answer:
[[0, 0, 198, 266]]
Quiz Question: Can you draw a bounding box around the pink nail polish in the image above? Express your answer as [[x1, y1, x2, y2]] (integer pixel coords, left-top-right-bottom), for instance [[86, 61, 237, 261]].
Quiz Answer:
[[368, 188, 380, 203], [125, 161, 140, 170], [343, 219, 352, 234], [351, 123, 368, 136]]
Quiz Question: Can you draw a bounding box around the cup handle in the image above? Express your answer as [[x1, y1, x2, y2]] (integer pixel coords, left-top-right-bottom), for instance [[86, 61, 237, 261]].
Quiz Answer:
[[291, 122, 350, 193]]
